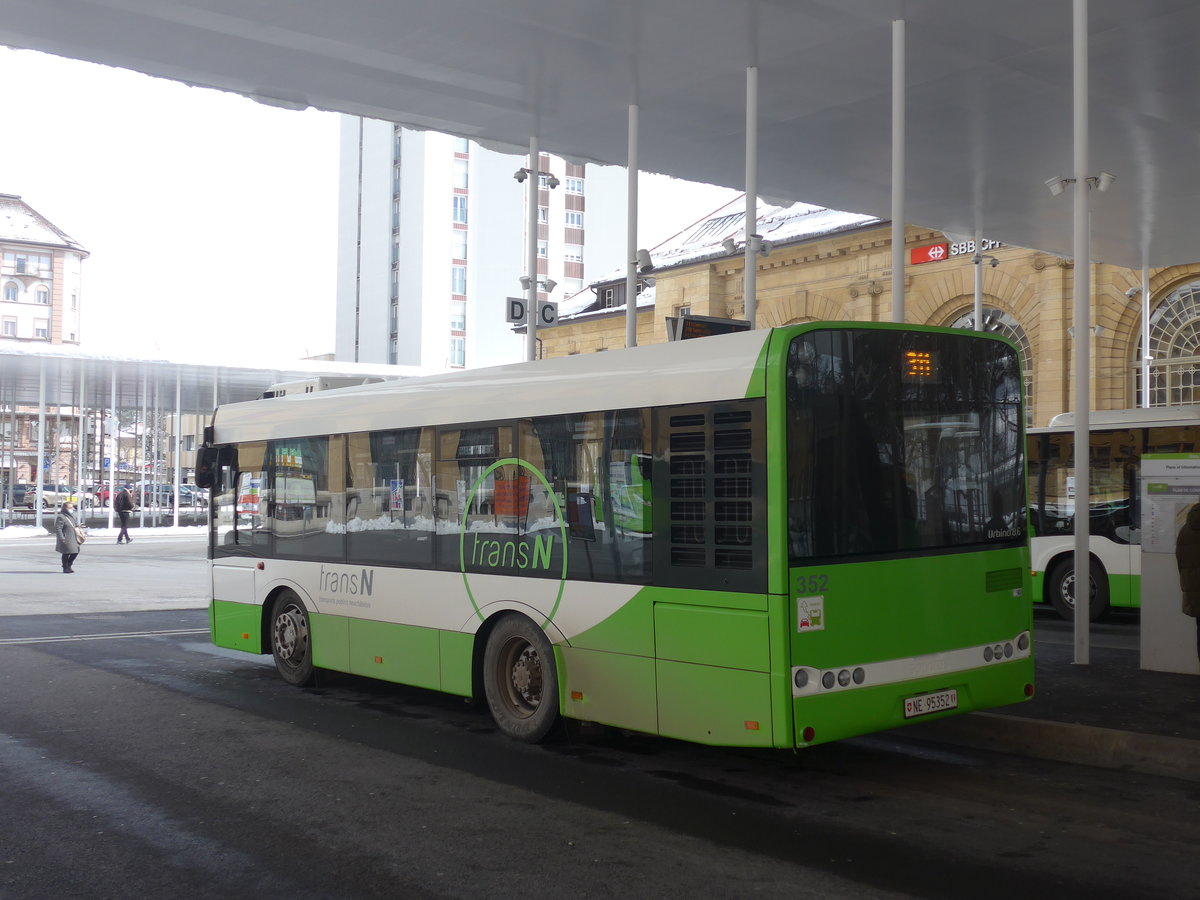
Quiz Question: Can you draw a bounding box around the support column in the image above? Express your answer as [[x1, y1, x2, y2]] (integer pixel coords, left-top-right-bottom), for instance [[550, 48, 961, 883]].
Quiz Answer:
[[1072, 0, 1092, 663], [744, 66, 758, 327], [35, 358, 46, 529], [625, 103, 639, 348], [139, 370, 147, 530], [525, 136, 540, 363], [1141, 264, 1151, 408], [173, 368, 182, 528], [974, 231, 984, 331], [891, 18, 906, 323], [108, 367, 116, 529]]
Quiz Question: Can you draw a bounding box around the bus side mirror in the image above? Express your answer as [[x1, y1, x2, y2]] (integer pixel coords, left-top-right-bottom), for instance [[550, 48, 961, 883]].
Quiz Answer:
[[195, 446, 219, 489]]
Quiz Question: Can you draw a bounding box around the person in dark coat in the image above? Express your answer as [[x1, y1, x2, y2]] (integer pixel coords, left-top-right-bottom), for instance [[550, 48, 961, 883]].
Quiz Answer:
[[1173, 503, 1200, 663], [115, 487, 134, 544], [54, 501, 81, 574]]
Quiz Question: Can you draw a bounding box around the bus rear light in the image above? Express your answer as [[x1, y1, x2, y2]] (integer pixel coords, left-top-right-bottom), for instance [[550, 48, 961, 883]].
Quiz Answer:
[[374, 656, 383, 664], [821, 672, 836, 690], [794, 669, 809, 689], [256, 562, 265, 570], [242, 633, 249, 640], [852, 667, 865, 685], [744, 720, 760, 731], [571, 691, 584, 701], [837, 669, 851, 687], [1017, 632, 1030, 651], [801, 726, 816, 743], [1024, 683, 1035, 697]]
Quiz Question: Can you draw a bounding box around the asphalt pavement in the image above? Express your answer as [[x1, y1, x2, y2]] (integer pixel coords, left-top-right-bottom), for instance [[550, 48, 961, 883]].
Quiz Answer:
[[1, 526, 1196, 782]]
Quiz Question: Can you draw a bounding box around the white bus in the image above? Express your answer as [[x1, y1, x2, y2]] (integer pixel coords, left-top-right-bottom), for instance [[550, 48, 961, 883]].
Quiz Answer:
[[1027, 405, 1200, 619]]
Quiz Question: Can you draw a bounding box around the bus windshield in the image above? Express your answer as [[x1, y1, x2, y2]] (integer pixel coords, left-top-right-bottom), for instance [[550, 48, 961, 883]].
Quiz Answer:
[[786, 329, 1025, 561]]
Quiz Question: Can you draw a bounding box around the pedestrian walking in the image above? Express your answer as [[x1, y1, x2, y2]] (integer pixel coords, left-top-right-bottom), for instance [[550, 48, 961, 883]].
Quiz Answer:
[[115, 486, 134, 544], [1174, 502, 1200, 664], [54, 501, 82, 574]]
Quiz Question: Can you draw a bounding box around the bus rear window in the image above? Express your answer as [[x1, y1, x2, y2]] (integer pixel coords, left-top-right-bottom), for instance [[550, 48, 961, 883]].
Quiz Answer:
[[786, 329, 1025, 561]]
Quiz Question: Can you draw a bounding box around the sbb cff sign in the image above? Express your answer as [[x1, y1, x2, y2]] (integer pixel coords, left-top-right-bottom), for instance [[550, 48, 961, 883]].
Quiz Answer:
[[911, 238, 1003, 265]]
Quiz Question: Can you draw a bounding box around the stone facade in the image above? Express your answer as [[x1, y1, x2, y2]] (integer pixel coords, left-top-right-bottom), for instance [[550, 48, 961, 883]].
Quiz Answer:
[[540, 221, 1200, 428]]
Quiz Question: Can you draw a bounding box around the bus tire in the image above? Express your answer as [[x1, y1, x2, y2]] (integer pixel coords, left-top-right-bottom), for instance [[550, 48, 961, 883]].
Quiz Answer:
[[1047, 557, 1109, 622], [483, 613, 560, 743], [270, 590, 315, 687]]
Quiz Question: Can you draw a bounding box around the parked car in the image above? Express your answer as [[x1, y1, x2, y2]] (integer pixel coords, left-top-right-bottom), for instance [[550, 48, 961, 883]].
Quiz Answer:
[[23, 485, 97, 509], [2, 482, 29, 507], [135, 484, 207, 508], [93, 484, 135, 506]]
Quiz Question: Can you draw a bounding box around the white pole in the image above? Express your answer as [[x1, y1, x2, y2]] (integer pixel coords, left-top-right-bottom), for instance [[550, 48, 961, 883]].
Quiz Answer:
[[744, 66, 758, 327], [172, 368, 181, 528], [1072, 0, 1092, 664], [108, 368, 116, 530], [625, 103, 639, 348], [891, 19, 906, 323], [139, 370, 147, 530], [34, 358, 45, 529], [973, 231, 984, 331], [76, 366, 85, 491], [1141, 264, 1151, 408], [525, 137, 540, 363]]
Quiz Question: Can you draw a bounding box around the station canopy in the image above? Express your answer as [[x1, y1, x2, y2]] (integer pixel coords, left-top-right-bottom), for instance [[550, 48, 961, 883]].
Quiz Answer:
[[2, 1, 1199, 268]]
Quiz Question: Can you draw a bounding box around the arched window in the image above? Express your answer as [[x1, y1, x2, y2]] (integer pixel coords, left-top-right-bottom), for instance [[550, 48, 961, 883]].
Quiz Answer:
[[2, 282, 17, 302], [945, 307, 1034, 423], [1134, 279, 1200, 407]]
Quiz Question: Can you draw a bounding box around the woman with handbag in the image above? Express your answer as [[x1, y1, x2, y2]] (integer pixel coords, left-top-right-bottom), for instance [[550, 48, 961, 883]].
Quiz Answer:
[[54, 501, 83, 574]]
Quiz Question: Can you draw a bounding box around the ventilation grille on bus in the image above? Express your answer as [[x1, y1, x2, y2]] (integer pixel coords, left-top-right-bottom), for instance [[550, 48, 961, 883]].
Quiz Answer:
[[985, 568, 1024, 593], [666, 408, 756, 571]]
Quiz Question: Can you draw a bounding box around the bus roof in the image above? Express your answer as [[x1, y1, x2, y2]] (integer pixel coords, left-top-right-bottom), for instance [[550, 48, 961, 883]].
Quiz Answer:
[[1032, 406, 1200, 433], [211, 328, 775, 444]]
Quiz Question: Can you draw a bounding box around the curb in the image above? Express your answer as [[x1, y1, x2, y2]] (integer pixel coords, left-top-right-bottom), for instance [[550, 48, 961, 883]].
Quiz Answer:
[[904, 711, 1200, 782]]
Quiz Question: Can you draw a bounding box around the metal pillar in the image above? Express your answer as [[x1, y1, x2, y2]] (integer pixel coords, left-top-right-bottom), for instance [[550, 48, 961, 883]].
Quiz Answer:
[[744, 66, 759, 327], [625, 103, 639, 348], [525, 136, 540, 363], [891, 18, 907, 323], [973, 231, 984, 331], [1072, 0, 1092, 663], [108, 368, 116, 529], [34, 358, 46, 528], [139, 370, 147, 530], [172, 368, 181, 528], [1141, 264, 1152, 408]]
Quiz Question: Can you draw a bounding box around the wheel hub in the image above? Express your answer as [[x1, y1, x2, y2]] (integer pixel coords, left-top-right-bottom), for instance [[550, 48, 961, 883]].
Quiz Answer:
[[274, 609, 307, 661], [510, 648, 542, 706]]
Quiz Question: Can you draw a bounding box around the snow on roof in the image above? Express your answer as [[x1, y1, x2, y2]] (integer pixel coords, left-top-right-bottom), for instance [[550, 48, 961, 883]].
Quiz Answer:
[[0, 193, 88, 253], [557, 196, 881, 321]]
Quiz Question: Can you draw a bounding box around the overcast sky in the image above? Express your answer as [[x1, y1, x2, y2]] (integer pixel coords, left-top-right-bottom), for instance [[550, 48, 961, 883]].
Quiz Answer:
[[0, 47, 738, 366]]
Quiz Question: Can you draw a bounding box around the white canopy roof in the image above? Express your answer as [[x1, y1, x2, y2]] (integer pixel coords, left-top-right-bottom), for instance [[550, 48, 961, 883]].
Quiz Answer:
[[1, 0, 1197, 268]]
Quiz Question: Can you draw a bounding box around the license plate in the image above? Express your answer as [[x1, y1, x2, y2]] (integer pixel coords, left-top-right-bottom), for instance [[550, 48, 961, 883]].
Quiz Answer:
[[903, 688, 958, 718]]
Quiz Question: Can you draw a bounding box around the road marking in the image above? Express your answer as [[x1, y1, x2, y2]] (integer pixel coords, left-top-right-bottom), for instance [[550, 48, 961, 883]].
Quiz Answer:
[[0, 628, 209, 645]]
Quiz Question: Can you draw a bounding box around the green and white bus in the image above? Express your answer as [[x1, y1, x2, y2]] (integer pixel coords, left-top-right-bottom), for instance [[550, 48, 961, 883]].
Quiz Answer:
[[1028, 405, 1200, 620], [197, 323, 1033, 748]]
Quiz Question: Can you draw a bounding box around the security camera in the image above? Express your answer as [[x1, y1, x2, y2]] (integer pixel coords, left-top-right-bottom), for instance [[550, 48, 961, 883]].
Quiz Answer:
[[721, 238, 737, 254], [546, 174, 560, 189], [759, 239, 773, 257], [1125, 286, 1141, 298], [1096, 171, 1116, 192], [636, 248, 655, 273], [518, 275, 532, 290], [542, 278, 557, 293], [989, 257, 999, 268], [513, 168, 528, 183]]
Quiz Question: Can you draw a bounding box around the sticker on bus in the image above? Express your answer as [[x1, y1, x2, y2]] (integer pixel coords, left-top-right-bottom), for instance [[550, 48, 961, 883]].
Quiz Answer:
[[797, 596, 825, 632]]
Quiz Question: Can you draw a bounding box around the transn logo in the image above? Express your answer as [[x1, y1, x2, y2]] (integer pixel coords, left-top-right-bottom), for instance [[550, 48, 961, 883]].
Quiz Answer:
[[911, 243, 949, 264]]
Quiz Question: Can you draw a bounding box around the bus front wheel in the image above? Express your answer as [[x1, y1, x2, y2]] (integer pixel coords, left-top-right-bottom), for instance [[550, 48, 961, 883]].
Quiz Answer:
[[1047, 557, 1109, 621], [483, 613, 560, 743], [270, 591, 315, 686]]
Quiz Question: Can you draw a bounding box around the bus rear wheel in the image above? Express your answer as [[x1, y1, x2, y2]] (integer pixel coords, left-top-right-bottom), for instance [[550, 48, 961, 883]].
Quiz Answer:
[[1048, 557, 1109, 621], [483, 613, 560, 743], [270, 591, 315, 686]]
